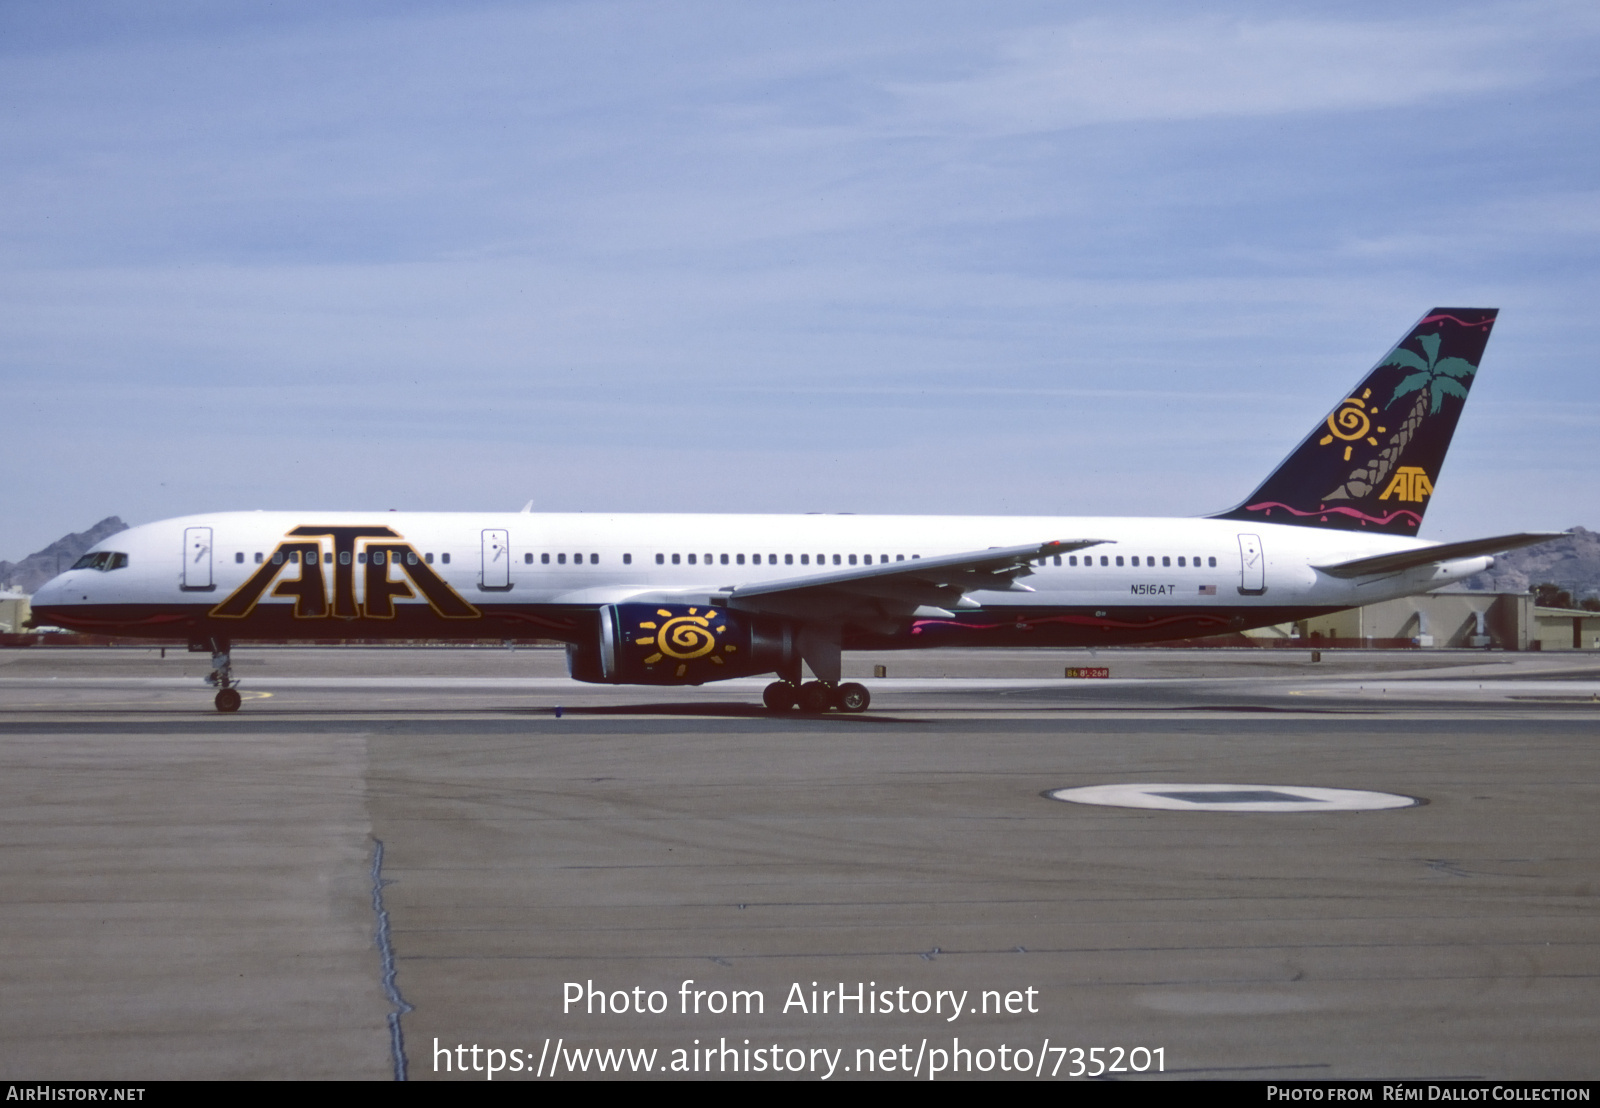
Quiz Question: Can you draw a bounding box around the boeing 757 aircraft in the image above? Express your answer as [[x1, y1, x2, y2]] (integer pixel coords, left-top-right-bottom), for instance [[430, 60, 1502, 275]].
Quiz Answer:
[[32, 308, 1555, 713]]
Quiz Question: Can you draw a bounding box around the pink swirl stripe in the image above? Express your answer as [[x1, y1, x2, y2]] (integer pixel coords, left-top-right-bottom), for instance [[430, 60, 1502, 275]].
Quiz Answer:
[[1243, 501, 1421, 527], [1418, 313, 1493, 328], [911, 611, 1232, 635]]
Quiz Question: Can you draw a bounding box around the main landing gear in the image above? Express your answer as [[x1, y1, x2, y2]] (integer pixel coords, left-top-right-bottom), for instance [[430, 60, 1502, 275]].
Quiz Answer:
[[762, 680, 870, 714], [199, 639, 242, 712]]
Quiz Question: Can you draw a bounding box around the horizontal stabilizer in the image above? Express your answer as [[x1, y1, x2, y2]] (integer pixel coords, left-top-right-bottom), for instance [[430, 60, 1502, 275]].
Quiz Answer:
[[1312, 532, 1562, 579]]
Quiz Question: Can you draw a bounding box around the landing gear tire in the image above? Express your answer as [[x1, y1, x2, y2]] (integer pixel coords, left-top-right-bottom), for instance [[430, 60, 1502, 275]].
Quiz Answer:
[[835, 682, 870, 713], [797, 681, 835, 713], [763, 681, 798, 711], [214, 688, 242, 713]]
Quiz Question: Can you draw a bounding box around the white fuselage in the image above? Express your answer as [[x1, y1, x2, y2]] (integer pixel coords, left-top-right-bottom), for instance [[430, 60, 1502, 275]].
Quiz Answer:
[[33, 509, 1489, 635]]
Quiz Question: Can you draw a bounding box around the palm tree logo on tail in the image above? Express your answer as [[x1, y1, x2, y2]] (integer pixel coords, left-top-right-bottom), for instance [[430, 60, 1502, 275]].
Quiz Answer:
[[1323, 331, 1477, 503]]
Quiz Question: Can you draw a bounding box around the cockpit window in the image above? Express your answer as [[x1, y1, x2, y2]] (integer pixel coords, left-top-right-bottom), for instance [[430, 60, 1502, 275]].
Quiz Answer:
[[70, 551, 129, 571]]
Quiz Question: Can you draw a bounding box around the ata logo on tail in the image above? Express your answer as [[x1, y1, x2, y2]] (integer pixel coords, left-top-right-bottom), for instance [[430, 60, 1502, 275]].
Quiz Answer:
[[1378, 466, 1433, 503]]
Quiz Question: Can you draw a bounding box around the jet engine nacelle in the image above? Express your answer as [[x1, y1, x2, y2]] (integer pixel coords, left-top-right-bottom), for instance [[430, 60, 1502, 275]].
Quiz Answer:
[[567, 602, 797, 685]]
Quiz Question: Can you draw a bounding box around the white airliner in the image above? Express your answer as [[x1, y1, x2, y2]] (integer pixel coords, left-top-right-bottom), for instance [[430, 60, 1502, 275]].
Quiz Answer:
[[32, 308, 1555, 713]]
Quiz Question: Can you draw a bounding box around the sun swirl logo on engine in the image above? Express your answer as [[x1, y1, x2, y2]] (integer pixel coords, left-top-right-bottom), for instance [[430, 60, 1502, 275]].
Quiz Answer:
[[633, 606, 740, 679]]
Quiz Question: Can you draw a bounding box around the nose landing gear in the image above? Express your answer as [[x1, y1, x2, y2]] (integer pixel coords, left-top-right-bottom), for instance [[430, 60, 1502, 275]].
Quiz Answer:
[[198, 639, 242, 712]]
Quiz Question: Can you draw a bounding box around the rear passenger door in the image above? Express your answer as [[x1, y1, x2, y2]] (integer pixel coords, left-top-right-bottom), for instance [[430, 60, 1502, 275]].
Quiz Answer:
[[1236, 533, 1265, 595]]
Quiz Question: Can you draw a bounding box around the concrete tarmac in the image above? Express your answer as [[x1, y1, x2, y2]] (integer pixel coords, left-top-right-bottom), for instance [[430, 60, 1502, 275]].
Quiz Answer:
[[0, 646, 1595, 1081]]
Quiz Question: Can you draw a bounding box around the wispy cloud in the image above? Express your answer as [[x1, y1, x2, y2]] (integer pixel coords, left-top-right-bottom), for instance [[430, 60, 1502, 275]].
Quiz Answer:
[[885, 13, 1555, 135]]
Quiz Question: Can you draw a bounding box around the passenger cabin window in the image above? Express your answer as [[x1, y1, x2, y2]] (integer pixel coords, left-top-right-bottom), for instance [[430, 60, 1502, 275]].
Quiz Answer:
[[672, 554, 680, 565], [655, 553, 664, 565], [590, 554, 598, 564], [442, 553, 450, 564], [234, 552, 244, 563], [736, 554, 745, 565], [623, 553, 632, 565], [255, 552, 264, 564], [785, 554, 793, 565], [1208, 556, 1217, 567]]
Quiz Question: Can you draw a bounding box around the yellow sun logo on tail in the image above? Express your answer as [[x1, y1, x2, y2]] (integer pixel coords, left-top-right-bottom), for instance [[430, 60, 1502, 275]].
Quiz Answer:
[[1319, 389, 1387, 461]]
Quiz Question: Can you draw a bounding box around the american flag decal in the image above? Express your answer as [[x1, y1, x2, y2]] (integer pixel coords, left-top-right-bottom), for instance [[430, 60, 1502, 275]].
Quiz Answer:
[[1198, 585, 1217, 595]]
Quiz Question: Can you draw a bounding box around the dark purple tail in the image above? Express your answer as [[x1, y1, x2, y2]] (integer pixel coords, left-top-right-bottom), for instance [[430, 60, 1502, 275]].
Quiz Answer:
[[1211, 308, 1498, 534]]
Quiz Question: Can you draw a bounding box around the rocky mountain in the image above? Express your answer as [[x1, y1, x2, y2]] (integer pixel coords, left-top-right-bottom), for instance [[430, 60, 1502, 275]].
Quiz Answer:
[[0, 517, 129, 594], [1460, 526, 1600, 602]]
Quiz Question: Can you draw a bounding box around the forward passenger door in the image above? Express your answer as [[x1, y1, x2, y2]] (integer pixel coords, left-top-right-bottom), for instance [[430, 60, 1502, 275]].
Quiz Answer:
[[481, 529, 510, 590], [182, 526, 213, 591]]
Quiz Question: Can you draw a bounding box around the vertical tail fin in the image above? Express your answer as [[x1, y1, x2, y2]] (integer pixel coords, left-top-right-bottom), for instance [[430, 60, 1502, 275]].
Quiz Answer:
[[1211, 308, 1498, 534]]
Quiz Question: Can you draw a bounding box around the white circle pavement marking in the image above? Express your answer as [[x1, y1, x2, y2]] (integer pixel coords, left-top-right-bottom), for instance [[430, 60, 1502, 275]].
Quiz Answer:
[[1046, 782, 1422, 812]]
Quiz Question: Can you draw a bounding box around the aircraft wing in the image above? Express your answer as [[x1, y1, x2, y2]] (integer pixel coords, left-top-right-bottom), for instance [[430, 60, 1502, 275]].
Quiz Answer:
[[720, 538, 1111, 625], [1312, 532, 1563, 579]]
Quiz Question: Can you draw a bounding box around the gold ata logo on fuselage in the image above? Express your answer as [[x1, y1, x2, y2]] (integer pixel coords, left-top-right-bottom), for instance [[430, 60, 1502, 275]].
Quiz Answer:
[[209, 526, 480, 620]]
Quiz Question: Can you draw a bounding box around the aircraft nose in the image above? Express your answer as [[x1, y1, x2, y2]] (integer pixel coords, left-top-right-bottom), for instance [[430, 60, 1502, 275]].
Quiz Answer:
[[32, 575, 69, 604]]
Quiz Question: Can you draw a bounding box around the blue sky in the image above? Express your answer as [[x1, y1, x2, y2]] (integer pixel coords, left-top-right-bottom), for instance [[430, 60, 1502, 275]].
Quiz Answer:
[[3, 0, 1597, 559]]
